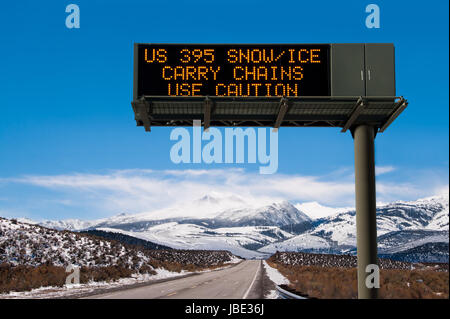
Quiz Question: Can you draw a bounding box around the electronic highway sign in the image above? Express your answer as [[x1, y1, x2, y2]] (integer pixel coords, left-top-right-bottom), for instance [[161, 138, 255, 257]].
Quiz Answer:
[[134, 44, 330, 98]]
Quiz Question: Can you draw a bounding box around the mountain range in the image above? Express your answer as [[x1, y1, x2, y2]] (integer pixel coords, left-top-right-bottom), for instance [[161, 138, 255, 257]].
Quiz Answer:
[[35, 193, 449, 262]]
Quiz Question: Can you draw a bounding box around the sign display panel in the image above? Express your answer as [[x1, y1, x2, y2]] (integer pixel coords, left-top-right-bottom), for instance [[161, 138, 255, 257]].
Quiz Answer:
[[135, 44, 330, 98]]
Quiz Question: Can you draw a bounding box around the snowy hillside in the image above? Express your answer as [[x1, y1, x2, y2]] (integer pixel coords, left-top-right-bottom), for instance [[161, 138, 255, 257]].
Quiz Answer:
[[0, 217, 151, 269]]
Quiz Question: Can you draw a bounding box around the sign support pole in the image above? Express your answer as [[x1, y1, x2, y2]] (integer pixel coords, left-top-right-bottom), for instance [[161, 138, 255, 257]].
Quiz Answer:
[[352, 124, 378, 299]]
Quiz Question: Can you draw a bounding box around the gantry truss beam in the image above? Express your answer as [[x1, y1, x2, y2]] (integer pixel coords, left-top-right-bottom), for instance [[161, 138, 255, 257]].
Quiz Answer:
[[131, 96, 407, 133]]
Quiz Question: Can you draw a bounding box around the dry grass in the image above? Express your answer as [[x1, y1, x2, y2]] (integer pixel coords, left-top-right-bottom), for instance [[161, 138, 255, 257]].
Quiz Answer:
[[0, 263, 148, 294], [0, 259, 236, 294], [267, 260, 449, 299]]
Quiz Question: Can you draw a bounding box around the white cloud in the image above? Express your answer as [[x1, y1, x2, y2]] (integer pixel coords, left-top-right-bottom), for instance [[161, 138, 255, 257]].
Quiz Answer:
[[375, 165, 395, 176], [0, 168, 447, 220], [3, 169, 354, 210], [433, 185, 450, 197]]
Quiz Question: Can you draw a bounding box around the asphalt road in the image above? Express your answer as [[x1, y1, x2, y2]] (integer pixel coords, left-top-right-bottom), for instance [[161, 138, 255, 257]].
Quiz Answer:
[[85, 260, 262, 299]]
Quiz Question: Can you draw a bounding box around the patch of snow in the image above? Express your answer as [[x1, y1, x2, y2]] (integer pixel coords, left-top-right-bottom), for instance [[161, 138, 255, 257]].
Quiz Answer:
[[265, 290, 279, 299], [262, 260, 289, 286]]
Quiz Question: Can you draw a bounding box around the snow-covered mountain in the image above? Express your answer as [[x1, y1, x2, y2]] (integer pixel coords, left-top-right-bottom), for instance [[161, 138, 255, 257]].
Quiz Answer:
[[295, 202, 354, 220], [38, 198, 311, 259], [40, 195, 296, 229], [39, 218, 98, 232], [35, 193, 449, 262], [259, 194, 449, 262], [95, 224, 291, 259]]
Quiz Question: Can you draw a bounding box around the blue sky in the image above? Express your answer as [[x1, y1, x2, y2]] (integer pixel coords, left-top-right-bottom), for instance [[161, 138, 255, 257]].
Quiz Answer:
[[0, 0, 448, 221]]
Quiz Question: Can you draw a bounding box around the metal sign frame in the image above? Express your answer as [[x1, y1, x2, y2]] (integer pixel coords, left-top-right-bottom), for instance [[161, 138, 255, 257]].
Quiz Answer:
[[131, 95, 407, 133]]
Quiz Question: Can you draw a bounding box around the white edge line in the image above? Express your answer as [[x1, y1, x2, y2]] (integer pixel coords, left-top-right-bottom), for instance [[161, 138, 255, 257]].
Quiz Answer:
[[242, 261, 261, 299]]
